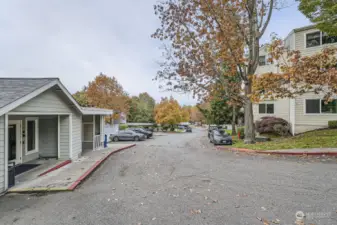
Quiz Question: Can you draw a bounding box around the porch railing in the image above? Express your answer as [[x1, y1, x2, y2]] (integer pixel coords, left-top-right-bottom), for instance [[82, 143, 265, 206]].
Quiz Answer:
[[94, 135, 103, 150]]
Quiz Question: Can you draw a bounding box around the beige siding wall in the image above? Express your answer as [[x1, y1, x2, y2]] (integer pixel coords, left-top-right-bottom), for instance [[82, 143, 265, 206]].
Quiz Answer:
[[255, 46, 280, 75], [0, 115, 5, 193], [295, 28, 337, 57], [294, 93, 337, 134], [71, 113, 82, 160], [12, 88, 74, 113], [59, 115, 69, 159], [39, 117, 58, 158], [284, 32, 295, 50], [253, 99, 290, 122]]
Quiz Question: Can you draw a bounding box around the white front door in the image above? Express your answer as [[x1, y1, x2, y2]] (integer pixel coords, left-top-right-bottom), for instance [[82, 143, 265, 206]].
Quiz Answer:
[[8, 120, 22, 165]]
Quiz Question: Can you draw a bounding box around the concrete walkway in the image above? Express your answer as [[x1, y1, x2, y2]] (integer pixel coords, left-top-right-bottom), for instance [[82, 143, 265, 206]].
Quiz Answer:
[[218, 146, 337, 155], [8, 143, 136, 193]]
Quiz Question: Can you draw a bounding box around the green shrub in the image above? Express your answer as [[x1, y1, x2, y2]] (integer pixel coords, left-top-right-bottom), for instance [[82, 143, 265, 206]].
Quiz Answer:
[[162, 125, 169, 131], [328, 120, 337, 128], [237, 127, 245, 139], [255, 117, 289, 136], [119, 124, 128, 130], [273, 124, 290, 136]]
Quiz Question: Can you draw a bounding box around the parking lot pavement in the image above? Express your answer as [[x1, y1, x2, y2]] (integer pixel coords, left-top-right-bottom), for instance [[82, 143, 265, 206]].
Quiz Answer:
[[1, 128, 337, 225]]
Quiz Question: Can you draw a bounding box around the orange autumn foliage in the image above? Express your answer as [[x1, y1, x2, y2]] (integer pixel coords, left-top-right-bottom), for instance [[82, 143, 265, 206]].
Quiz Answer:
[[252, 39, 337, 102]]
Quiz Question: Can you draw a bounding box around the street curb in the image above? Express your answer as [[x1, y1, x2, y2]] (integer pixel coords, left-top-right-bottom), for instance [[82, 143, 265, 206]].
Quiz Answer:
[[38, 160, 72, 177], [7, 187, 71, 193], [68, 144, 136, 191], [6, 144, 136, 194], [216, 146, 337, 156]]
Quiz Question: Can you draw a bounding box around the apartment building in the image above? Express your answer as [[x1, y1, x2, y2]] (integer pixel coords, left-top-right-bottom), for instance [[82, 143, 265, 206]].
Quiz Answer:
[[253, 25, 337, 135]]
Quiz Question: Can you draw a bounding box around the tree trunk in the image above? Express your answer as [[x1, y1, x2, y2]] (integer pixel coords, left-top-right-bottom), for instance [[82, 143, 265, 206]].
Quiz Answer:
[[244, 81, 255, 144], [231, 106, 237, 136]]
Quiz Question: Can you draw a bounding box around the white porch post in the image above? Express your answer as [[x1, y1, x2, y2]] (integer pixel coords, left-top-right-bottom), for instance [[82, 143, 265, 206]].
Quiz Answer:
[[93, 115, 95, 150], [69, 114, 73, 159], [100, 116, 104, 143], [4, 114, 8, 190], [57, 115, 60, 159]]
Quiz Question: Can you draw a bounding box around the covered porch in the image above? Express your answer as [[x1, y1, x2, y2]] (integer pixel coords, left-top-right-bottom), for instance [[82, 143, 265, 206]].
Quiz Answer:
[[82, 115, 105, 152], [7, 113, 73, 166]]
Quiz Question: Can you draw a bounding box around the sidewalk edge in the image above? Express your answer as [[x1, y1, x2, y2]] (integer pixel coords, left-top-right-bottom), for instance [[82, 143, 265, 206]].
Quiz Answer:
[[217, 146, 337, 156], [68, 144, 136, 191], [38, 160, 72, 177]]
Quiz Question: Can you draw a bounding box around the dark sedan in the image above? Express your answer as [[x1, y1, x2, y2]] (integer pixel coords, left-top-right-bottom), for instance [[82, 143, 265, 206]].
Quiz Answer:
[[178, 125, 192, 132], [209, 130, 232, 145], [128, 128, 153, 138], [110, 130, 146, 142]]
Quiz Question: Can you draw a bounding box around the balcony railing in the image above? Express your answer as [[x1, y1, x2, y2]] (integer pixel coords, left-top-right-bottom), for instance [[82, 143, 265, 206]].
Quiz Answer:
[[94, 135, 103, 150]]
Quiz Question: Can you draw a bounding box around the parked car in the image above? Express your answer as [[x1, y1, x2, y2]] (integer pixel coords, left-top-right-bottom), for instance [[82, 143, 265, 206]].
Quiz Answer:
[[177, 125, 192, 132], [209, 130, 232, 145], [208, 125, 221, 138], [128, 128, 153, 138], [110, 130, 146, 142]]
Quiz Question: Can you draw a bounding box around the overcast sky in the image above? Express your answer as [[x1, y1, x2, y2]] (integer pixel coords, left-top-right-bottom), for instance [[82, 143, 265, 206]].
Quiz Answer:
[[0, 0, 310, 105]]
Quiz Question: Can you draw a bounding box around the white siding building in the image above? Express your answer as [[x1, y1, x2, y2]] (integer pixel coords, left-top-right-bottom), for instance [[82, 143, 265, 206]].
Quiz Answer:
[[253, 25, 337, 135], [0, 78, 112, 194]]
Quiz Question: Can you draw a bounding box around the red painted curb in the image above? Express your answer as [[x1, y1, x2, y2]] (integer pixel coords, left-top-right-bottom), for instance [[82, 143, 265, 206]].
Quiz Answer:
[[38, 160, 72, 177], [217, 146, 337, 156], [68, 144, 136, 191], [256, 151, 337, 156]]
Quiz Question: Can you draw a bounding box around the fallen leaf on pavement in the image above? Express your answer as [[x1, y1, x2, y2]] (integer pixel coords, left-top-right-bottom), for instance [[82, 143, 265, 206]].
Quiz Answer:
[[190, 209, 202, 215], [272, 219, 280, 224], [256, 217, 262, 221], [262, 218, 270, 225], [261, 207, 267, 211], [152, 217, 156, 221]]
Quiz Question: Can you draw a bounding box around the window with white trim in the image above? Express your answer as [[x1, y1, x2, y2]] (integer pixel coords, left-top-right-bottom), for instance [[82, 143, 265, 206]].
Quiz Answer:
[[306, 31, 337, 48], [305, 99, 337, 114], [26, 118, 38, 154], [258, 56, 266, 66], [306, 32, 321, 48], [259, 103, 274, 114], [321, 99, 337, 113], [322, 33, 337, 45]]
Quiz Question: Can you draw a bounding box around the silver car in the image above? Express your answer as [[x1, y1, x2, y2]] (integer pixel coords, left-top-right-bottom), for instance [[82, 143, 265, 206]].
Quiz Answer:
[[110, 130, 146, 142], [209, 130, 232, 145]]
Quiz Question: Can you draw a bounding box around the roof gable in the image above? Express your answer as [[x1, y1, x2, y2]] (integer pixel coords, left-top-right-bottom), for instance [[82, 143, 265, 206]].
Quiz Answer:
[[0, 78, 112, 116], [0, 78, 58, 109]]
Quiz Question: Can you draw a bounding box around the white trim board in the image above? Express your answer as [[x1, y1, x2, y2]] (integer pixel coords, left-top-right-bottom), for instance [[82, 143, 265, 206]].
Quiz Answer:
[[69, 114, 73, 159], [8, 120, 22, 164], [25, 117, 39, 156], [8, 112, 71, 115], [4, 114, 8, 190], [57, 115, 60, 159]]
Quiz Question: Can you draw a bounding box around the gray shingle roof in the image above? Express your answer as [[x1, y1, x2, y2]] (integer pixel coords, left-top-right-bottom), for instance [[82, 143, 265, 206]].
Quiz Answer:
[[0, 78, 58, 109]]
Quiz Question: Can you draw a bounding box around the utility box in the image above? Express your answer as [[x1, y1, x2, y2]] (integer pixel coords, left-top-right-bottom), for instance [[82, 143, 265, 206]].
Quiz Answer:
[[8, 162, 15, 188]]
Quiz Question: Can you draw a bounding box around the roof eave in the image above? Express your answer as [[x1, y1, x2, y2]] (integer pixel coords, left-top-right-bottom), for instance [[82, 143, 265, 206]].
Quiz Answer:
[[81, 110, 113, 115]]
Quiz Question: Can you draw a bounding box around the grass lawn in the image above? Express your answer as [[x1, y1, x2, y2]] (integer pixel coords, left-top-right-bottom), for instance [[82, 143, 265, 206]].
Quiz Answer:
[[232, 129, 337, 150]]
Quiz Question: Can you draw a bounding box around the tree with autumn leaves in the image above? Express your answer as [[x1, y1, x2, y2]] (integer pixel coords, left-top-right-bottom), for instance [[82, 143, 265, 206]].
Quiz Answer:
[[154, 97, 189, 129], [252, 39, 337, 102], [73, 73, 130, 122], [153, 0, 275, 143]]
